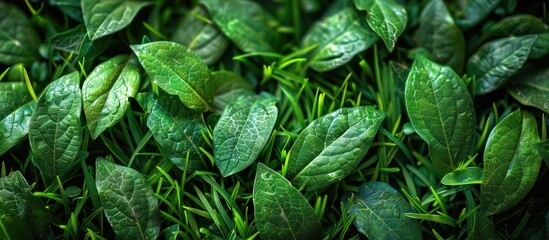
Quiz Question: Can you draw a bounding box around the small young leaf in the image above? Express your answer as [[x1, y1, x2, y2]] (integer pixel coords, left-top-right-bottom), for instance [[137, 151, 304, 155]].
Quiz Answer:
[[82, 0, 150, 40], [172, 6, 229, 65], [451, 0, 502, 29], [82, 55, 141, 139], [147, 94, 208, 171], [303, 7, 378, 72], [467, 35, 537, 95], [0, 1, 41, 65], [201, 0, 279, 53], [0, 171, 50, 239], [29, 72, 82, 182], [415, 0, 465, 73], [441, 167, 483, 186], [0, 101, 35, 156], [214, 93, 278, 177], [286, 106, 385, 190], [480, 110, 543, 216], [131, 41, 213, 112], [405, 56, 476, 174], [210, 70, 254, 111], [508, 63, 549, 114], [348, 181, 422, 240], [253, 163, 321, 240], [353, 0, 407, 52], [96, 158, 161, 240]]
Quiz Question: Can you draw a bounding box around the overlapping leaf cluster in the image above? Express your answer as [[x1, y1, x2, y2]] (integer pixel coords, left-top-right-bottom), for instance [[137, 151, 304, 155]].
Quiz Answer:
[[0, 0, 548, 239]]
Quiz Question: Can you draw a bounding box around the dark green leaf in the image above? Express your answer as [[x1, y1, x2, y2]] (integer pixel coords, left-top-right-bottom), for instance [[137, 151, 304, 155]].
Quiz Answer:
[[405, 56, 476, 174], [467, 35, 537, 95], [452, 0, 502, 29], [211, 70, 253, 111], [82, 0, 150, 40], [147, 94, 208, 171], [29, 72, 82, 182], [508, 63, 549, 114], [0, 171, 50, 239], [50, 24, 108, 60], [480, 110, 542, 216], [131, 41, 213, 112], [82, 55, 141, 139], [441, 167, 483, 186], [0, 82, 32, 119], [253, 163, 321, 240], [286, 106, 385, 190], [468, 211, 502, 240], [353, 0, 407, 52], [415, 0, 465, 73], [96, 158, 161, 240], [214, 93, 278, 177], [0, 101, 35, 155], [49, 0, 83, 22], [0, 1, 41, 65], [172, 6, 229, 65], [303, 7, 378, 72], [348, 181, 422, 240], [201, 0, 279, 53]]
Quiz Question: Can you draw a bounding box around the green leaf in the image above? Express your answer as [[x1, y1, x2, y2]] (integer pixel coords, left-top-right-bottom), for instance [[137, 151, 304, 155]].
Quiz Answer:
[[253, 163, 321, 240], [214, 93, 278, 177], [348, 181, 422, 240], [210, 70, 254, 111], [51, 24, 109, 61], [405, 56, 476, 174], [171, 6, 229, 65], [452, 0, 502, 29], [0, 171, 50, 239], [303, 7, 378, 72], [49, 0, 83, 22], [467, 35, 537, 95], [468, 211, 502, 240], [0, 1, 41, 65], [29, 72, 82, 182], [82, 55, 141, 139], [147, 94, 208, 171], [441, 167, 483, 186], [353, 0, 407, 52], [201, 0, 279, 53], [131, 41, 213, 112], [286, 106, 385, 190], [480, 109, 543, 216], [96, 158, 161, 240], [0, 101, 35, 156], [414, 0, 465, 73], [82, 0, 150, 40], [508, 63, 549, 114], [0, 82, 32, 119]]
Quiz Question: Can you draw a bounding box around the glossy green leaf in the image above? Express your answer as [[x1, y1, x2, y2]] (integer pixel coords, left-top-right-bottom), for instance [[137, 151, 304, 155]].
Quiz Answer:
[[49, 0, 83, 22], [253, 163, 321, 240], [0, 171, 50, 239], [467, 35, 537, 95], [303, 7, 378, 72], [405, 56, 476, 174], [0, 101, 35, 155], [286, 106, 385, 190], [214, 93, 278, 177], [348, 181, 422, 240], [452, 0, 502, 29], [51, 24, 108, 60], [0, 1, 41, 65], [353, 0, 407, 52], [83, 55, 141, 139], [415, 0, 465, 73], [480, 110, 542, 216], [441, 167, 483, 186], [82, 0, 150, 40], [201, 0, 279, 53], [508, 63, 549, 114], [172, 6, 229, 65], [211, 70, 253, 111], [96, 158, 161, 240], [131, 41, 213, 112], [147, 94, 208, 171], [29, 72, 82, 182], [0, 82, 32, 119]]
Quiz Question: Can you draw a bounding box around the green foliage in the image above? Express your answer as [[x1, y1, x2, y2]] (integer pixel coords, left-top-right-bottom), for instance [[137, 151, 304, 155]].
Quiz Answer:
[[82, 0, 151, 40], [0, 1, 41, 65]]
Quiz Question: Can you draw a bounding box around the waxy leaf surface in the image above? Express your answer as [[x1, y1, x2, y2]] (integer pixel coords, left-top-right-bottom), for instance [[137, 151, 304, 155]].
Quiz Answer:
[[131, 41, 213, 111], [82, 0, 150, 40], [508, 63, 549, 114], [452, 0, 502, 29], [286, 106, 385, 190], [214, 93, 278, 177], [83, 55, 140, 139], [354, 0, 407, 52], [405, 56, 475, 174], [96, 158, 161, 240], [253, 163, 321, 240], [0, 1, 41, 65], [0, 101, 35, 155], [29, 72, 82, 182], [480, 110, 542, 216], [441, 167, 483, 186]]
